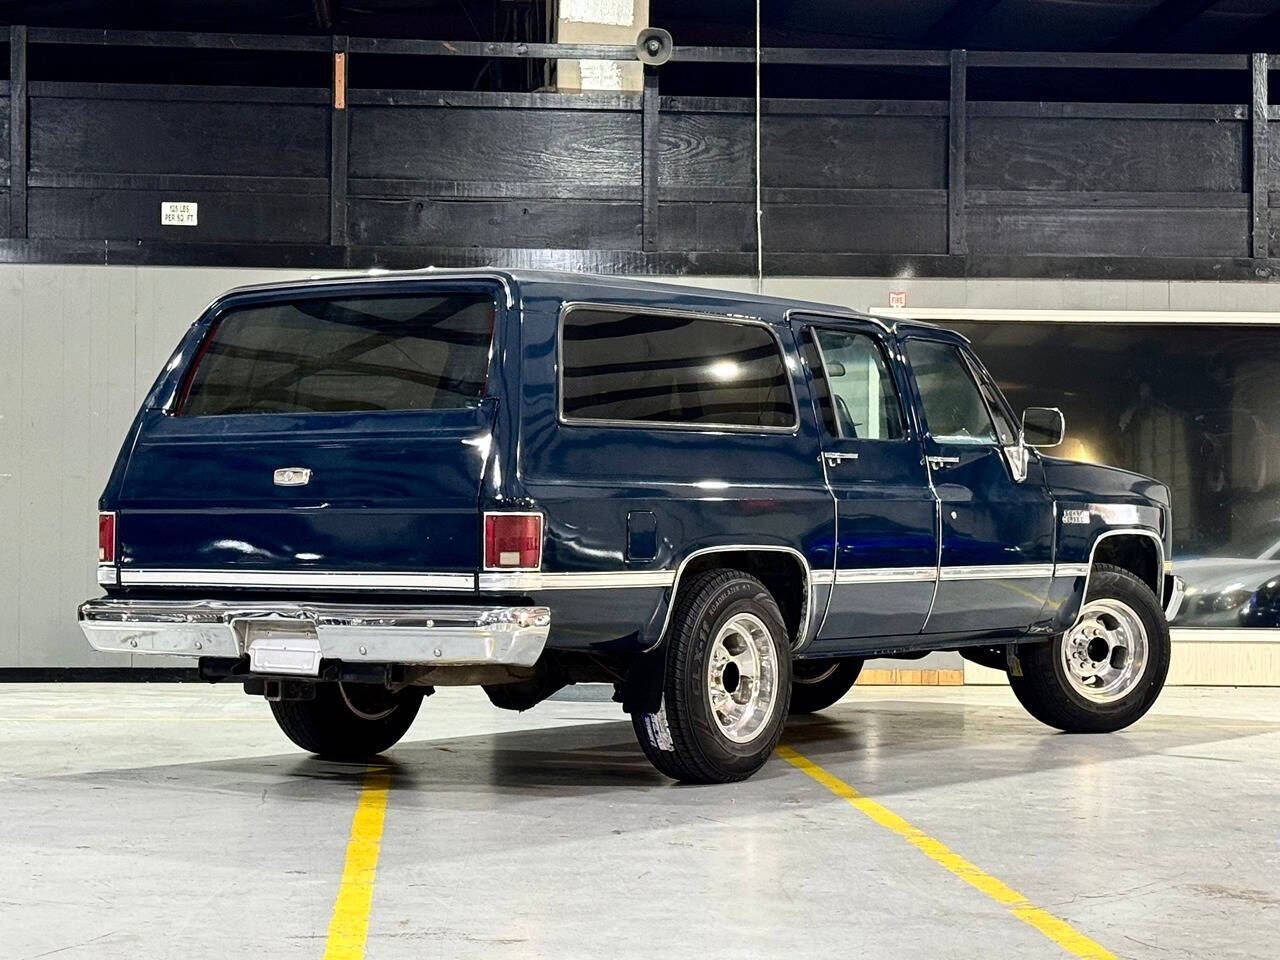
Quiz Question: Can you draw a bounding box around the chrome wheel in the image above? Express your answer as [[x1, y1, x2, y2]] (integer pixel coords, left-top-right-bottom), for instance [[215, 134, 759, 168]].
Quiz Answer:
[[706, 612, 780, 743], [1062, 598, 1150, 704]]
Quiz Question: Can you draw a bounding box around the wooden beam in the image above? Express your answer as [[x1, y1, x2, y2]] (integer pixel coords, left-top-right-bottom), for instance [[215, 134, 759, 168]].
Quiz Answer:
[[1252, 52, 1269, 259], [330, 36, 349, 248], [641, 66, 659, 252], [1107, 0, 1221, 52], [9, 25, 28, 239], [948, 49, 967, 255], [924, 0, 1005, 47]]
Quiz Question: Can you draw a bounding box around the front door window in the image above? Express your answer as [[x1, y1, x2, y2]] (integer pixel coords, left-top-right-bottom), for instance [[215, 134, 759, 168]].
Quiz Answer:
[[906, 339, 1000, 445]]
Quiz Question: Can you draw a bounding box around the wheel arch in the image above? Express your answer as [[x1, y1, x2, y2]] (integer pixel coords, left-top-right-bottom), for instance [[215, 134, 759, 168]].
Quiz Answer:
[[1086, 529, 1164, 604], [648, 545, 813, 652]]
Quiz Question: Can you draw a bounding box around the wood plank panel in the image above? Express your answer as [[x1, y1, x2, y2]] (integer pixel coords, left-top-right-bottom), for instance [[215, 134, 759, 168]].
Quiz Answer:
[[767, 201, 948, 253], [28, 188, 328, 243], [347, 197, 641, 249], [969, 203, 1248, 257], [349, 105, 641, 185], [659, 111, 752, 188], [970, 117, 1245, 192], [764, 114, 948, 189], [29, 96, 328, 178]]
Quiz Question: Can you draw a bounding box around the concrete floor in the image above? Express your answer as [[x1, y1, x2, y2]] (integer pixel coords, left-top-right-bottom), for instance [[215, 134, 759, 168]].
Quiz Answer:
[[2, 684, 1278, 960]]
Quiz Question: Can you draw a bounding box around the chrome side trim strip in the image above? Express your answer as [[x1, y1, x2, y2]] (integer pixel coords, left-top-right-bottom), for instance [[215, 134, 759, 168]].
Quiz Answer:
[[809, 569, 836, 585], [478, 570, 676, 591], [1054, 562, 1091, 578], [120, 569, 475, 590], [939, 563, 1056, 580], [836, 566, 937, 584]]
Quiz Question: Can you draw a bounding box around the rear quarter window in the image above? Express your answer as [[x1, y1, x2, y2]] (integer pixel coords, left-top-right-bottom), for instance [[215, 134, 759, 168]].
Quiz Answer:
[[178, 292, 495, 416], [559, 306, 795, 430]]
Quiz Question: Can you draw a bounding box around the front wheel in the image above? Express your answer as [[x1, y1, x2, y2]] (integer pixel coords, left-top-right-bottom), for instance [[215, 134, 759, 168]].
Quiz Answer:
[[789, 658, 864, 714], [269, 682, 424, 760], [632, 568, 792, 783], [1009, 564, 1170, 733]]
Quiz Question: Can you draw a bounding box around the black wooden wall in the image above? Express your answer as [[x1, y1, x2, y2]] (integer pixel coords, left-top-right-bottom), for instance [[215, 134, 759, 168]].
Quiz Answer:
[[1, 29, 1276, 280]]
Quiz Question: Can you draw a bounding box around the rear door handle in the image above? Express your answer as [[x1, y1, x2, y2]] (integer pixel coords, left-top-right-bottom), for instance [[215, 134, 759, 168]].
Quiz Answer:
[[822, 452, 860, 467], [926, 456, 960, 469]]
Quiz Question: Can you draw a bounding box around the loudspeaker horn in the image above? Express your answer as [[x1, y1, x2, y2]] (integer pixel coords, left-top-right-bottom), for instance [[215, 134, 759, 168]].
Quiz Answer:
[[635, 27, 673, 67]]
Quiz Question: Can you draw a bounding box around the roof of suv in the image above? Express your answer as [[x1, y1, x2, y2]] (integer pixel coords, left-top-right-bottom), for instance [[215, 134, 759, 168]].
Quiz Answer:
[[214, 267, 956, 338]]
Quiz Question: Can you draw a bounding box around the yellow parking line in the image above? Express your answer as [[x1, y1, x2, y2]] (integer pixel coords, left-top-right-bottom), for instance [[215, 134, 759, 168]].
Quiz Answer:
[[322, 765, 392, 960], [776, 746, 1116, 960]]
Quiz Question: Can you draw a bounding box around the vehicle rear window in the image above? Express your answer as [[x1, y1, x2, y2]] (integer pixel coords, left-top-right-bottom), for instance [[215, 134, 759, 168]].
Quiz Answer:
[[178, 292, 495, 416], [560, 307, 795, 429]]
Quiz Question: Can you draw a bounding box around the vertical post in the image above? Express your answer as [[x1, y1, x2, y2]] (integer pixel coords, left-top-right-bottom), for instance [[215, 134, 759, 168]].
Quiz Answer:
[[948, 49, 967, 256], [641, 65, 659, 252], [1251, 52, 1269, 260], [330, 35, 349, 249], [9, 25, 28, 239]]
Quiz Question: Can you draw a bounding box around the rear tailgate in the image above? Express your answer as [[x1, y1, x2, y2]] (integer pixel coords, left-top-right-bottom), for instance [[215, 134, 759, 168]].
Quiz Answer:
[[113, 284, 501, 591]]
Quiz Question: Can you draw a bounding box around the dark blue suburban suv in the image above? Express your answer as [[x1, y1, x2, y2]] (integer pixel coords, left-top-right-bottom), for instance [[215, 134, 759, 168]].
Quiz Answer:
[[80, 269, 1184, 783]]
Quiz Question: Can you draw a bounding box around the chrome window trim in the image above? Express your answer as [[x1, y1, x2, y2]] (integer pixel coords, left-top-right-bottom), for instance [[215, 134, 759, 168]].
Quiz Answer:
[[119, 569, 476, 591], [647, 545, 815, 653], [478, 570, 676, 591], [556, 301, 801, 435]]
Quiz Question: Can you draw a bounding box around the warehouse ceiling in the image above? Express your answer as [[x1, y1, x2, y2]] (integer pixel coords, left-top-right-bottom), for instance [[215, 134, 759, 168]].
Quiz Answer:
[[1, 0, 1279, 52]]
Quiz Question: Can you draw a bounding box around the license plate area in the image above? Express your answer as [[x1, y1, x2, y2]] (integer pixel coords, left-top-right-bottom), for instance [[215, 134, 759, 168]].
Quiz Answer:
[[240, 619, 322, 676]]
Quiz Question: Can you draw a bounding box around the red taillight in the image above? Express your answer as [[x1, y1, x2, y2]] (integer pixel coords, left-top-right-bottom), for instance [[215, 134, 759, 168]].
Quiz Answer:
[[484, 513, 542, 570], [98, 512, 116, 564]]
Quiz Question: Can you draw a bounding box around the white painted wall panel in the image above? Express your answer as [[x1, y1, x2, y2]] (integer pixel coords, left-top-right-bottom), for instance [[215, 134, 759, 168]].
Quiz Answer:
[[3, 263, 1280, 677]]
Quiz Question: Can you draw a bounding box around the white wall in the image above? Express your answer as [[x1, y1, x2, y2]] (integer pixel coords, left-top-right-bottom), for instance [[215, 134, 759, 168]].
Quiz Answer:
[[4, 264, 1280, 670]]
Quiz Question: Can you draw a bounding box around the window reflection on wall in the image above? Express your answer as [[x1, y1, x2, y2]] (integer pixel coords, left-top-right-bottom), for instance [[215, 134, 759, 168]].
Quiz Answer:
[[949, 321, 1280, 630]]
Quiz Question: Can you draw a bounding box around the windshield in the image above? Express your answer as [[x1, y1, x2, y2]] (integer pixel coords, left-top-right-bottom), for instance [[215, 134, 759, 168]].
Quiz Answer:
[[178, 292, 495, 416]]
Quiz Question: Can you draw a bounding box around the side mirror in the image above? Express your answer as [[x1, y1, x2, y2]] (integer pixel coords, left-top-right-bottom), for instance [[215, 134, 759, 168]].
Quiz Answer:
[[1022, 407, 1065, 448]]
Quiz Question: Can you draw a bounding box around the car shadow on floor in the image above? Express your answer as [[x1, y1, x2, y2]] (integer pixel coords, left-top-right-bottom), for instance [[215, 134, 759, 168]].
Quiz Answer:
[[32, 696, 1280, 811]]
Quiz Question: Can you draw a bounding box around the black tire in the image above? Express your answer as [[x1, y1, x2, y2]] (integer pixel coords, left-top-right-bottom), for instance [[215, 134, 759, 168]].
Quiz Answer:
[[269, 682, 424, 760], [789, 658, 864, 714], [631, 568, 792, 784], [1009, 563, 1170, 733]]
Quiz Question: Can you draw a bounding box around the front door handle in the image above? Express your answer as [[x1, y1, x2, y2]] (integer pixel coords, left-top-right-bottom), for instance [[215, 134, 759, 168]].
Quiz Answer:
[[822, 452, 860, 467], [926, 455, 961, 469]]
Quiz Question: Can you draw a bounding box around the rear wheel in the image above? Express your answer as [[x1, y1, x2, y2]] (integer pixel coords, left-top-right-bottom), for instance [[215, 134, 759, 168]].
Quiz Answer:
[[632, 569, 791, 783], [789, 658, 864, 714], [269, 682, 424, 760], [1009, 564, 1170, 733]]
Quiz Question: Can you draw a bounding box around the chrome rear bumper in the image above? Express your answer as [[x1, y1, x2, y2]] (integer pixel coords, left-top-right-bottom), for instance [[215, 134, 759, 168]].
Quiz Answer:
[[78, 598, 550, 672]]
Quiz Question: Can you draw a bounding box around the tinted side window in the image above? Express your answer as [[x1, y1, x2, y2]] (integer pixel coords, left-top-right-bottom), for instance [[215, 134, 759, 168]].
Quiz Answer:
[[561, 308, 795, 428], [802, 328, 905, 440], [907, 339, 999, 444], [180, 293, 495, 416]]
